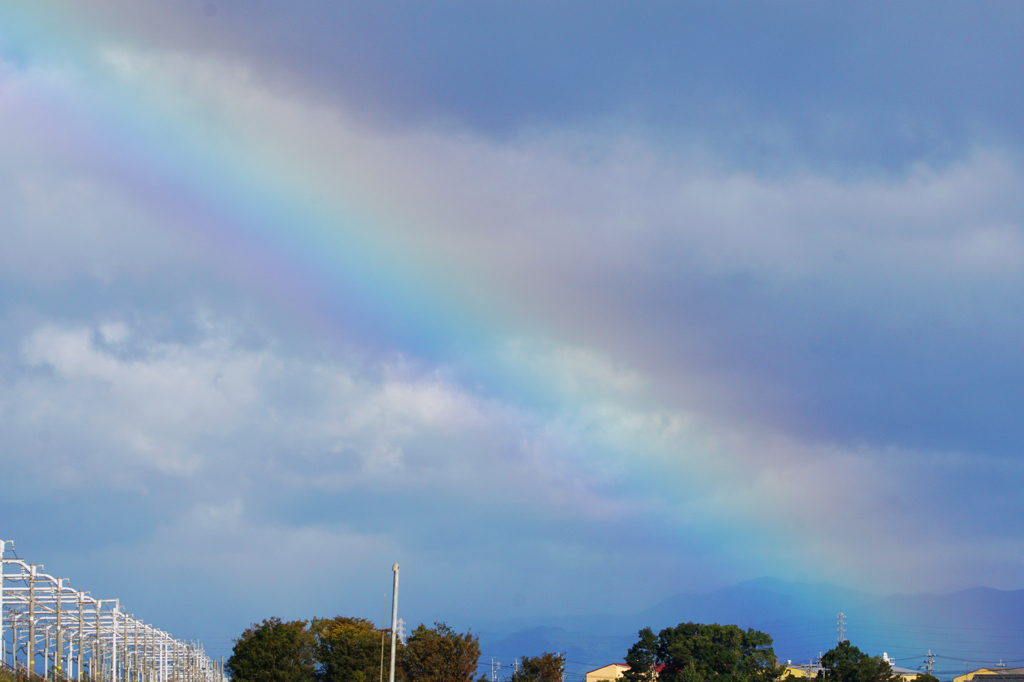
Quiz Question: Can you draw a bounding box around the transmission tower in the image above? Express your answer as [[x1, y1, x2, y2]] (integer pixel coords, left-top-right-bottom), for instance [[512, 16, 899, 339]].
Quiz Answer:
[[837, 612, 847, 644], [397, 618, 406, 645]]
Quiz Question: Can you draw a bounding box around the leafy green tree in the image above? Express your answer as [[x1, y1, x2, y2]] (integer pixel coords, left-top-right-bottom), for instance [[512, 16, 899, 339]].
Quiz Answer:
[[820, 642, 900, 682], [625, 622, 782, 682], [623, 628, 659, 682], [509, 653, 565, 682], [227, 618, 318, 682], [402, 623, 481, 682], [733, 628, 779, 682], [313, 616, 394, 682]]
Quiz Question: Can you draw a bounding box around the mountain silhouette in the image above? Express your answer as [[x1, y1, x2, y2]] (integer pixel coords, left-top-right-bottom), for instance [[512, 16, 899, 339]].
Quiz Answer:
[[476, 579, 1024, 682]]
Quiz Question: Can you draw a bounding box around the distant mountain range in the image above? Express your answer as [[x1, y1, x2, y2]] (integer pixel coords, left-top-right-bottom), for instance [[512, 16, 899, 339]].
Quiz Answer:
[[475, 578, 1024, 682]]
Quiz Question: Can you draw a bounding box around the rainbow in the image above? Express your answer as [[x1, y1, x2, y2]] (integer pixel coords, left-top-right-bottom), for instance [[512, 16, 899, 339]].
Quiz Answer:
[[0, 2, 867, 596]]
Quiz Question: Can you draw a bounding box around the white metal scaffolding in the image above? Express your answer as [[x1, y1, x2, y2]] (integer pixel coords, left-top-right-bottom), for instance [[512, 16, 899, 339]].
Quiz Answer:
[[1, 540, 224, 682]]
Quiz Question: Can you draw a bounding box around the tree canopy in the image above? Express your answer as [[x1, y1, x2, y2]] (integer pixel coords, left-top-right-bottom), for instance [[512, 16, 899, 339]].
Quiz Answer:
[[402, 622, 481, 682], [819, 642, 901, 682], [626, 622, 783, 682], [623, 628, 659, 682], [227, 618, 318, 682], [313, 616, 391, 682], [509, 653, 565, 682], [229, 617, 484, 682]]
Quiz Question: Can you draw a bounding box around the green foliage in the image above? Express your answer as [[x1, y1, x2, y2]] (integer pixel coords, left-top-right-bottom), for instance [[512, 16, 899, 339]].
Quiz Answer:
[[509, 653, 565, 682], [623, 628, 659, 682], [626, 622, 783, 682], [227, 618, 318, 682], [313, 616, 393, 682], [914, 675, 939, 682], [819, 642, 901, 682], [402, 622, 481, 682]]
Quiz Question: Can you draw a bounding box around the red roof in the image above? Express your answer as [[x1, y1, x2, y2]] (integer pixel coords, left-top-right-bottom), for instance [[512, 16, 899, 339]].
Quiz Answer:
[[585, 664, 630, 674]]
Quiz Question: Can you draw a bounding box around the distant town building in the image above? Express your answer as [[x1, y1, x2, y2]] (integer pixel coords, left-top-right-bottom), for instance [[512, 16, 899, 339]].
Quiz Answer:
[[584, 664, 631, 682], [953, 669, 1024, 682], [781, 653, 919, 682], [782, 663, 822, 678], [584, 663, 666, 682]]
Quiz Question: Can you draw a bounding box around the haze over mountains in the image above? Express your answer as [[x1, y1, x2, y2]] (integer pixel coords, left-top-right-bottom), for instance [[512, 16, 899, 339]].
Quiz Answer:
[[476, 579, 1024, 682]]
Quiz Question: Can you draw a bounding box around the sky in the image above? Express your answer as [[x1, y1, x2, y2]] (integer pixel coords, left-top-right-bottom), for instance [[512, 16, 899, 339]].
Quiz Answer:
[[3, 0, 1024, 665]]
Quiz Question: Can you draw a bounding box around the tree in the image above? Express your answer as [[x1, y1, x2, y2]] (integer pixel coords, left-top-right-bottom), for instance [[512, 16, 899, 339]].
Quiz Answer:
[[625, 622, 783, 682], [227, 618, 318, 682], [623, 628, 659, 682], [313, 616, 393, 682], [819, 642, 901, 682], [510, 653, 565, 682], [733, 628, 779, 682], [402, 623, 481, 682]]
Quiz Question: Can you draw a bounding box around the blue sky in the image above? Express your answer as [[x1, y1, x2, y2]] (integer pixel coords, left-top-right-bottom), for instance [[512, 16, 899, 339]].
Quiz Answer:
[[2, 0, 1024, 664]]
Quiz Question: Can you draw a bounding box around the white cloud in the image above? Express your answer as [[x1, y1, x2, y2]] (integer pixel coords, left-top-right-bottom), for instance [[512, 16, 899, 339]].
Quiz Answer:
[[19, 322, 270, 474]]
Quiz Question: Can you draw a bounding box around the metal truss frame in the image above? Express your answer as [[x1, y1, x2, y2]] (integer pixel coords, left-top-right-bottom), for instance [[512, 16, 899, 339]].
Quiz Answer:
[[1, 540, 223, 682]]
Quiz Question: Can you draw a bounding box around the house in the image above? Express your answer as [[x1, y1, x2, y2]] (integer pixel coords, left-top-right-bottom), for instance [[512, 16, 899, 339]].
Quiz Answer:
[[781, 654, 919, 682], [585, 664, 631, 682], [584, 664, 665, 682], [782, 662, 822, 678], [952, 669, 1024, 682]]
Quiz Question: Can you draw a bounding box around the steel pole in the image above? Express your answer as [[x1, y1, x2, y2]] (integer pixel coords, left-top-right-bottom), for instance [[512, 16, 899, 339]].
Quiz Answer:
[[112, 604, 119, 682], [78, 596, 83, 682], [0, 540, 6, 668], [57, 579, 64, 679], [29, 565, 36, 676], [388, 564, 399, 682]]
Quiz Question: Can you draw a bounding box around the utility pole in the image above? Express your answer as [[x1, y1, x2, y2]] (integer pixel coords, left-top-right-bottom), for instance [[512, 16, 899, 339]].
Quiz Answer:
[[813, 653, 830, 678], [837, 613, 847, 644], [924, 651, 935, 676], [389, 565, 400, 682]]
